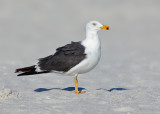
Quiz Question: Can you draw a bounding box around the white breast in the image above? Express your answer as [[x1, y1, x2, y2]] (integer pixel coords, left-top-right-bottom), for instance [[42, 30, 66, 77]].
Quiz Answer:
[[65, 33, 101, 76]]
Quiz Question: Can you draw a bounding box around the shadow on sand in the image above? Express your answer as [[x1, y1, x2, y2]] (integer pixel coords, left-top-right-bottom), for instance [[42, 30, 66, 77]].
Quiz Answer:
[[34, 87, 85, 92], [34, 87, 127, 93], [96, 88, 128, 92]]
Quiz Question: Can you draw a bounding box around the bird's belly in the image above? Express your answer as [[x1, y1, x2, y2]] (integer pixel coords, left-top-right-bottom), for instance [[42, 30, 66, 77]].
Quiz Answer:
[[65, 49, 101, 75], [79, 51, 101, 73]]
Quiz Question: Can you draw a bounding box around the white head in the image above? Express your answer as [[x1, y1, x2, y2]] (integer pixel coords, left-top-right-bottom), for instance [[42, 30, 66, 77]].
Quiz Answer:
[[86, 21, 110, 32]]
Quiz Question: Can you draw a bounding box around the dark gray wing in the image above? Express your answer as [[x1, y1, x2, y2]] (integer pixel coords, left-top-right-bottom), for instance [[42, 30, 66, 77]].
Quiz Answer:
[[37, 42, 86, 72]]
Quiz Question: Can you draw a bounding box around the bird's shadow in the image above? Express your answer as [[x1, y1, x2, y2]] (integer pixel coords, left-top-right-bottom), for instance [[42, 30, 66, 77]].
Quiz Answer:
[[96, 88, 128, 92], [34, 87, 85, 92], [34, 87, 128, 93]]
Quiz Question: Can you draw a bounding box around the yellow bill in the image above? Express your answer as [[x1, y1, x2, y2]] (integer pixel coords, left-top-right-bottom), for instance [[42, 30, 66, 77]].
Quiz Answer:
[[100, 25, 110, 30]]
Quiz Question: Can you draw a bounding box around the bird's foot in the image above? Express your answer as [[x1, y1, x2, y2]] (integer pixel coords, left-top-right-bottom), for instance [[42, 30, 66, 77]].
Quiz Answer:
[[74, 90, 86, 94]]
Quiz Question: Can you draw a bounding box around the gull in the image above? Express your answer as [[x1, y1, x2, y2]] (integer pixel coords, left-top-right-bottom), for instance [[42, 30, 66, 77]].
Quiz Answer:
[[15, 21, 110, 94]]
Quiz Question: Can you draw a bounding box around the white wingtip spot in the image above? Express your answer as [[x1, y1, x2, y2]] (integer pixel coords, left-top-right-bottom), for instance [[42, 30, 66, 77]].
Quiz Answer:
[[35, 61, 43, 72]]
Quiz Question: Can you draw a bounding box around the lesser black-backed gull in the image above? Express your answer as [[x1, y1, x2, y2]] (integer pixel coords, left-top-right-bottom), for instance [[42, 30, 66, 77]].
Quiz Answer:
[[15, 21, 110, 94]]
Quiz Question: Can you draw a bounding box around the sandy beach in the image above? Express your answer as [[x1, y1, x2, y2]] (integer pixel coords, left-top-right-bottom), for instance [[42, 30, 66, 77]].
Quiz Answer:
[[0, 0, 160, 113]]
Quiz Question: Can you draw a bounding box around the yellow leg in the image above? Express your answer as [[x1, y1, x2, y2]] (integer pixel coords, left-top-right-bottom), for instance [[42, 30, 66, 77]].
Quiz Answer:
[[74, 76, 86, 94]]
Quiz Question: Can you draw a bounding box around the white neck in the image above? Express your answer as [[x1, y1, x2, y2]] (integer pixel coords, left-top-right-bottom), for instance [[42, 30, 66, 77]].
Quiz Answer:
[[82, 30, 101, 50], [86, 30, 98, 38]]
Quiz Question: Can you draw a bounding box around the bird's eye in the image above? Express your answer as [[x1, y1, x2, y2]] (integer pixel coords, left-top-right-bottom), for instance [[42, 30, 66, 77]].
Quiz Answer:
[[92, 23, 96, 26], [106, 27, 109, 30]]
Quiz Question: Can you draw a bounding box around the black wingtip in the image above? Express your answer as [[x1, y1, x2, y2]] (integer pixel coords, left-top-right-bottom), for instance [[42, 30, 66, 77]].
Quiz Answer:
[[17, 73, 24, 76], [16, 71, 50, 76], [17, 73, 28, 76]]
